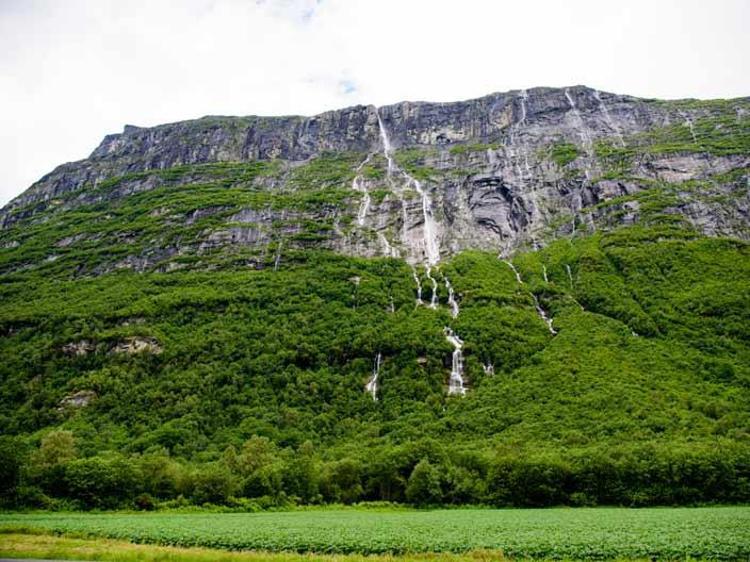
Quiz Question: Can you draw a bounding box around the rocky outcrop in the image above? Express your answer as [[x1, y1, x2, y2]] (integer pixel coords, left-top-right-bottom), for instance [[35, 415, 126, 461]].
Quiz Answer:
[[112, 337, 162, 355], [59, 390, 96, 409]]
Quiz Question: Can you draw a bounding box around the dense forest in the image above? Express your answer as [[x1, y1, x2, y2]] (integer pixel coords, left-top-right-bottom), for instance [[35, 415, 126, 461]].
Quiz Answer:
[[1, 222, 748, 509]]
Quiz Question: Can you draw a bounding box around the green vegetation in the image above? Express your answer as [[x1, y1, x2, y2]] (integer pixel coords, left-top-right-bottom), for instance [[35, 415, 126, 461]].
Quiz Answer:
[[448, 142, 501, 156], [593, 102, 750, 180], [393, 148, 440, 182], [546, 142, 580, 167], [2, 507, 748, 558], [0, 222, 748, 510]]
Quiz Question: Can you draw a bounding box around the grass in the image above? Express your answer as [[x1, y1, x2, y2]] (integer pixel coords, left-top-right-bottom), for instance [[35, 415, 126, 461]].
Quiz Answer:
[[0, 507, 748, 559], [0, 532, 509, 562]]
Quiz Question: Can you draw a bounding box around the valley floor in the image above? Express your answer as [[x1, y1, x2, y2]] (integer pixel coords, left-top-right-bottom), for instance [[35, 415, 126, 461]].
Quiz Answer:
[[0, 507, 748, 560]]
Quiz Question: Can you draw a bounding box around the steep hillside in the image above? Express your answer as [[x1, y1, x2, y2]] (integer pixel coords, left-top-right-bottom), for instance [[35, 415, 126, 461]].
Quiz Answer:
[[0, 86, 748, 509]]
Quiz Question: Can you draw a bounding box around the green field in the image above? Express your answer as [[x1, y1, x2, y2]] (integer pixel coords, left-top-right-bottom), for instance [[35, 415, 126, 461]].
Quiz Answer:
[[1, 507, 748, 559]]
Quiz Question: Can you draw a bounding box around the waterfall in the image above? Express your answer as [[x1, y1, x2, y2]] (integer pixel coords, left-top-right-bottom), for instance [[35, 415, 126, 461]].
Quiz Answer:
[[533, 294, 557, 335], [519, 89, 528, 125], [377, 108, 440, 266], [377, 232, 397, 258], [411, 265, 423, 305], [593, 90, 625, 147], [482, 363, 495, 376], [519, 89, 532, 175], [566, 264, 574, 288], [542, 264, 549, 284], [273, 240, 283, 271], [413, 179, 441, 266], [365, 352, 382, 400], [425, 267, 439, 309], [444, 276, 459, 318], [378, 107, 467, 396], [444, 328, 466, 395], [376, 111, 396, 174]]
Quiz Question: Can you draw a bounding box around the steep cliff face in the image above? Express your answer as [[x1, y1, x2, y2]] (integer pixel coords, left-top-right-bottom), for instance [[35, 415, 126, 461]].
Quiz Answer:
[[1, 86, 748, 275]]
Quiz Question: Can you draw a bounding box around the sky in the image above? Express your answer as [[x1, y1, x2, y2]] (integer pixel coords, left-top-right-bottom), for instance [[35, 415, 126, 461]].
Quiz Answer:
[[0, 0, 748, 206]]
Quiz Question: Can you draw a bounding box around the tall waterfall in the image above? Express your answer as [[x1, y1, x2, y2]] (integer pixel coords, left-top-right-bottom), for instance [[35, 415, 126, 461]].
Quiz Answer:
[[377, 108, 466, 395], [376, 108, 440, 267]]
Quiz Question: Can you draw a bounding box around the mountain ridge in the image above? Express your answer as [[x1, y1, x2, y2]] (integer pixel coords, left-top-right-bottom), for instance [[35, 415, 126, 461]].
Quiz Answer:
[[1, 84, 748, 276]]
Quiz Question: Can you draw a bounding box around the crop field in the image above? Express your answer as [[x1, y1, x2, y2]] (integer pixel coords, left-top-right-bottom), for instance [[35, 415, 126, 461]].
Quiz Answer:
[[1, 507, 749, 559]]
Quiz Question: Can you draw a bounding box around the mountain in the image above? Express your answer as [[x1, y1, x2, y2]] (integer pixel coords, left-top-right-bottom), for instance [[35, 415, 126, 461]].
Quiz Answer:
[[0, 86, 749, 509]]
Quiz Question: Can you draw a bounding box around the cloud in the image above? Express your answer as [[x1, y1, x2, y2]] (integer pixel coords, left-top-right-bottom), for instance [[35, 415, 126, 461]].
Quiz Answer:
[[0, 0, 748, 205]]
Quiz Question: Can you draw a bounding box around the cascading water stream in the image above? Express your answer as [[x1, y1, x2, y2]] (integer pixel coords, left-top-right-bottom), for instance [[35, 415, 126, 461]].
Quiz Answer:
[[377, 110, 440, 263], [533, 297, 556, 335], [425, 267, 439, 309], [411, 265, 424, 306], [273, 240, 283, 271], [365, 352, 382, 400], [503, 260, 524, 284], [444, 328, 466, 395], [377, 107, 466, 394], [518, 89, 532, 175]]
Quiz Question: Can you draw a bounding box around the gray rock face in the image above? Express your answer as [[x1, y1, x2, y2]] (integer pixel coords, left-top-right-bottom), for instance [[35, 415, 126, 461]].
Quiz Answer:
[[1, 85, 748, 272]]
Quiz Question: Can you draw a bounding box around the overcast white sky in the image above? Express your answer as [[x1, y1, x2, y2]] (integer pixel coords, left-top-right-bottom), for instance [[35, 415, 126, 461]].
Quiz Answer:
[[1, 0, 748, 206]]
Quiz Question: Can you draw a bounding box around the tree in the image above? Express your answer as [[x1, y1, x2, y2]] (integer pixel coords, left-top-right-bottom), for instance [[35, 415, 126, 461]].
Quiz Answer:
[[64, 454, 140, 508], [191, 463, 237, 505], [29, 429, 77, 498], [37, 430, 76, 468], [0, 436, 24, 505], [406, 458, 443, 505]]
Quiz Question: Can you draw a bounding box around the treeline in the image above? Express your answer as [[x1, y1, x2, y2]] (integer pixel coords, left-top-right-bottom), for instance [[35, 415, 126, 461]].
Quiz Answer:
[[2, 431, 748, 510]]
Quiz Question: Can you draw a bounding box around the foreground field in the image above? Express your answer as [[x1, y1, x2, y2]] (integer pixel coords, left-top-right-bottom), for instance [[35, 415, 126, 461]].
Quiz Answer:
[[1, 507, 748, 559], [0, 533, 493, 562]]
